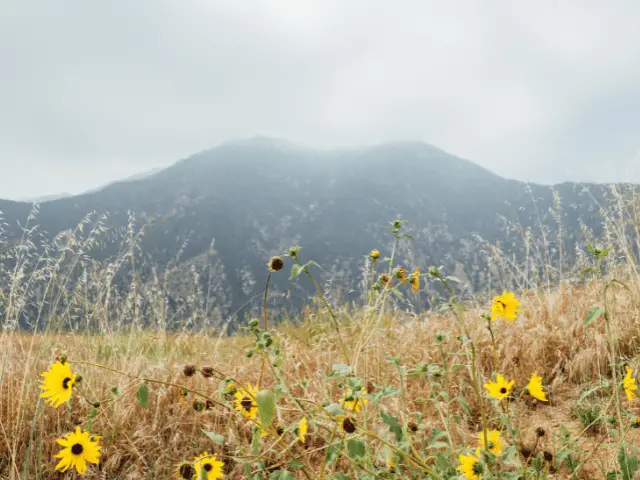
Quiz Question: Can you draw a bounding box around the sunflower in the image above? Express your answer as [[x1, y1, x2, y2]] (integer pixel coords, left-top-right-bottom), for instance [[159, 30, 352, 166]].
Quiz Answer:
[[176, 461, 196, 479], [458, 448, 483, 479], [234, 383, 258, 419], [478, 429, 502, 455], [484, 374, 514, 401], [395, 268, 408, 285], [256, 422, 270, 438], [342, 386, 368, 413], [410, 267, 420, 293], [40, 360, 76, 408], [54, 427, 101, 475], [337, 415, 356, 434], [379, 273, 392, 289], [193, 452, 224, 480], [526, 373, 548, 402], [369, 249, 381, 260], [267, 256, 284, 272], [624, 366, 637, 402], [296, 416, 308, 443], [490, 291, 521, 322]]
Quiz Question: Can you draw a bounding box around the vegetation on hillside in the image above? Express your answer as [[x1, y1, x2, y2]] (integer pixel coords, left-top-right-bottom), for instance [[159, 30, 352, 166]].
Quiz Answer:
[[0, 139, 630, 321], [1, 185, 640, 478]]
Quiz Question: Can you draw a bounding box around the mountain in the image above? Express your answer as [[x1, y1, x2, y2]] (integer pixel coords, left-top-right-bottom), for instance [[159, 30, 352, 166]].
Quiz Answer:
[[0, 138, 628, 327]]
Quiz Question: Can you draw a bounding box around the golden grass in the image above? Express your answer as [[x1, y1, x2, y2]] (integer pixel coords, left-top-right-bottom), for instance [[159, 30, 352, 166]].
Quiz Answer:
[[2, 277, 640, 478]]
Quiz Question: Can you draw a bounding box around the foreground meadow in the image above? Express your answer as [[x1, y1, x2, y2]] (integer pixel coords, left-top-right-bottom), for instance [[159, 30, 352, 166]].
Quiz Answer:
[[2, 204, 640, 479]]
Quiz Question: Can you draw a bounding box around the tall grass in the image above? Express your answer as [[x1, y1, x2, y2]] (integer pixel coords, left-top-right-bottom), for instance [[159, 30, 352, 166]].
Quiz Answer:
[[0, 185, 640, 478]]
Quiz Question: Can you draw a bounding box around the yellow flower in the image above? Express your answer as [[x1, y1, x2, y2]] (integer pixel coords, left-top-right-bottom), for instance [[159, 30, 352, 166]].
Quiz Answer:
[[458, 448, 483, 479], [396, 268, 408, 285], [490, 291, 521, 322], [410, 267, 420, 293], [370, 249, 381, 260], [193, 452, 224, 480], [343, 387, 368, 413], [40, 360, 76, 408], [54, 427, 101, 475], [234, 383, 258, 419], [527, 373, 548, 402], [336, 415, 356, 434], [176, 461, 196, 479], [484, 374, 514, 401], [624, 366, 637, 402], [297, 417, 308, 443], [478, 429, 502, 455], [256, 423, 270, 438]]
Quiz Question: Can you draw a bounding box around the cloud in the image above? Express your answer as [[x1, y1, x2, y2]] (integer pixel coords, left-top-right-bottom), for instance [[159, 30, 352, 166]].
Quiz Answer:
[[1, 0, 639, 198]]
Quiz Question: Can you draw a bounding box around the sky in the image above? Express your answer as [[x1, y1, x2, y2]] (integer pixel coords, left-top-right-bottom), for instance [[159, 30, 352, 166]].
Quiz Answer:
[[2, 1, 640, 200]]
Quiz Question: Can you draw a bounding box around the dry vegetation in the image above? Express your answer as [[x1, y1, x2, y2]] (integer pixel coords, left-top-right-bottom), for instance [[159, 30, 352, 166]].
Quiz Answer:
[[2, 187, 640, 479]]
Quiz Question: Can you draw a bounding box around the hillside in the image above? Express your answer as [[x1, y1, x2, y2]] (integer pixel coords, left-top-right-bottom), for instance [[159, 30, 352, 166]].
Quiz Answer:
[[0, 138, 627, 325]]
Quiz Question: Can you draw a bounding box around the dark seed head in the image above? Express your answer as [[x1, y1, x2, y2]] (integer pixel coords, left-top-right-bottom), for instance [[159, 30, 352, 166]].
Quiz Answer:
[[268, 257, 284, 272], [201, 367, 215, 378], [193, 400, 205, 412], [205, 400, 214, 410], [276, 426, 285, 436], [179, 464, 195, 479], [62, 377, 73, 390], [183, 365, 196, 377], [71, 443, 84, 455], [241, 397, 253, 411], [204, 463, 213, 472], [407, 421, 418, 432], [342, 417, 356, 434], [535, 427, 546, 437], [500, 387, 507, 394], [543, 451, 554, 463]]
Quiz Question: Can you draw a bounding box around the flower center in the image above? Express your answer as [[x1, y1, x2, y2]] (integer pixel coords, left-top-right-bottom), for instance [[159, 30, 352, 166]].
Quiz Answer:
[[241, 397, 253, 411], [500, 387, 507, 394], [71, 443, 84, 455], [62, 377, 73, 389], [179, 464, 195, 479], [204, 463, 213, 472]]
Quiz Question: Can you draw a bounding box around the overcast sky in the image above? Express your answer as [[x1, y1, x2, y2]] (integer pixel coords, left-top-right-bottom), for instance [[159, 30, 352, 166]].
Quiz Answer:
[[1, 1, 640, 199]]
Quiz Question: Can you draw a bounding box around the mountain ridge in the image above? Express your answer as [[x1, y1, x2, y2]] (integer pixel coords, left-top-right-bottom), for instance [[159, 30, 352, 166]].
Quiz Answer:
[[0, 138, 628, 327]]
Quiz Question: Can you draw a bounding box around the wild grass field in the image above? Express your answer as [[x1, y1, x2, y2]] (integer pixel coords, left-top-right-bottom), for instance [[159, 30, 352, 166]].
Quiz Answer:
[[2, 187, 640, 479]]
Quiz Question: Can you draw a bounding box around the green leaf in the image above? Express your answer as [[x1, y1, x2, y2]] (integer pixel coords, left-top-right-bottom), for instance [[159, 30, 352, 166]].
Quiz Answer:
[[618, 447, 638, 480], [201, 429, 225, 445], [269, 471, 296, 480], [369, 386, 400, 404], [580, 267, 595, 278], [257, 389, 277, 427], [380, 411, 403, 442], [347, 439, 366, 459], [290, 264, 304, 279], [136, 382, 149, 409], [323, 403, 345, 416], [328, 363, 352, 378], [584, 306, 604, 327], [577, 382, 609, 403], [287, 460, 304, 469]]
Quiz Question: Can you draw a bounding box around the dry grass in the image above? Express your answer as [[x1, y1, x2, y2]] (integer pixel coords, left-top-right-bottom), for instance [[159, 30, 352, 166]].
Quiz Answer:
[[1, 277, 640, 478]]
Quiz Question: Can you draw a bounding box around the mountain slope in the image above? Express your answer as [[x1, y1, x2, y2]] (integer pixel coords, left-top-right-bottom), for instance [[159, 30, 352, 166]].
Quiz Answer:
[[0, 139, 621, 324]]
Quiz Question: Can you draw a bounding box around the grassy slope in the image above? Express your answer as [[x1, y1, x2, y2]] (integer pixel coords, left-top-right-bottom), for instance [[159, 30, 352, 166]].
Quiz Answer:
[[2, 277, 640, 478]]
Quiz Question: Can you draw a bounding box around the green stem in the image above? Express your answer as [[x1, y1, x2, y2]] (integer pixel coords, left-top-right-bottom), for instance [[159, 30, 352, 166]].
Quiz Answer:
[[297, 259, 350, 364], [441, 278, 489, 453]]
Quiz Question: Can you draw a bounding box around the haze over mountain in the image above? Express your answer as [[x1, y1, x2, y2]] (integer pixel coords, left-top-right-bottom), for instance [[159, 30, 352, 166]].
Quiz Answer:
[[0, 138, 627, 327]]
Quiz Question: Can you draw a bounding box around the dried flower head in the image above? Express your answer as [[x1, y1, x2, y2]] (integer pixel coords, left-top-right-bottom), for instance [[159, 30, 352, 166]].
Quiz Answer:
[[267, 256, 284, 272], [183, 365, 197, 377], [200, 367, 215, 378]]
